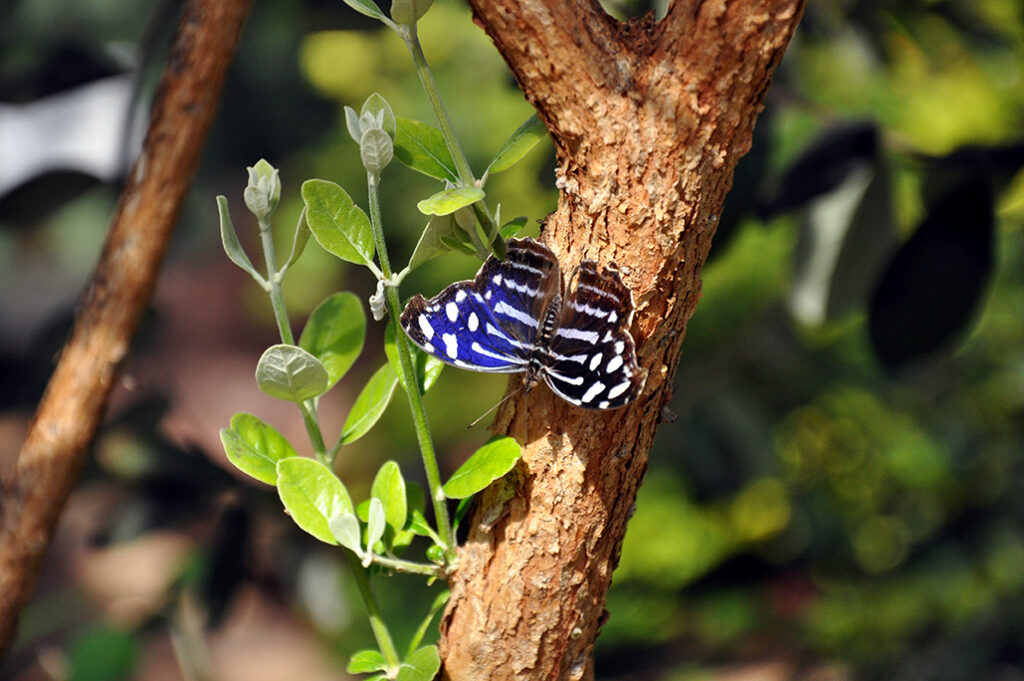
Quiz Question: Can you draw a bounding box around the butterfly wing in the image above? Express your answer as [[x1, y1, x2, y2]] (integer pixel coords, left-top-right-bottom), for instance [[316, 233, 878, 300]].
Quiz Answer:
[[543, 260, 646, 409], [399, 238, 560, 373]]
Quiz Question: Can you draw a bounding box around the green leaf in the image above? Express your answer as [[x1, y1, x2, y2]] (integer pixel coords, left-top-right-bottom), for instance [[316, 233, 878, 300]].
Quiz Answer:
[[408, 215, 458, 270], [486, 114, 548, 175], [302, 179, 375, 266], [417, 186, 486, 216], [347, 650, 387, 674], [396, 646, 441, 681], [256, 344, 330, 402], [394, 117, 459, 182], [365, 498, 386, 562], [329, 511, 363, 554], [371, 461, 408, 533], [277, 458, 354, 544], [361, 93, 396, 138], [68, 626, 137, 681], [340, 363, 400, 445], [440, 232, 477, 256], [340, 0, 389, 22], [220, 413, 297, 485], [216, 196, 263, 284], [500, 216, 528, 239], [406, 590, 450, 657], [391, 0, 433, 24], [282, 207, 312, 273], [299, 292, 366, 388], [442, 436, 522, 499], [385, 323, 444, 394]]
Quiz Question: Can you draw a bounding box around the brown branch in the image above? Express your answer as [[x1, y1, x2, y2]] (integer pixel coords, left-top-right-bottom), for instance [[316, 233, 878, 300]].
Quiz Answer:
[[0, 0, 251, 657], [442, 1, 805, 680]]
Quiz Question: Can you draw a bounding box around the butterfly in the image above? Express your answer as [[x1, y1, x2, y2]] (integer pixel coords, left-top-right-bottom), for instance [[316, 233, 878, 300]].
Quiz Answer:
[[399, 237, 646, 409]]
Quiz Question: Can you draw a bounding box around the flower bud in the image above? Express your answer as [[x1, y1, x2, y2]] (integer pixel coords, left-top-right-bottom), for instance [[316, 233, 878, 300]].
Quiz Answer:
[[243, 159, 281, 219]]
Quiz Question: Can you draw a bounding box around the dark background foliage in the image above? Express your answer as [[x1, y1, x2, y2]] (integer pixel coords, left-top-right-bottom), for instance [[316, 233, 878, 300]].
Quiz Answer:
[[1, 0, 1023, 679]]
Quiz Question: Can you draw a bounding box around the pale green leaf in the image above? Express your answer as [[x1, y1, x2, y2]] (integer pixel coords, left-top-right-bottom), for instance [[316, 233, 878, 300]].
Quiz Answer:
[[256, 344, 330, 402], [302, 179, 374, 266], [394, 117, 458, 182], [299, 292, 366, 388], [277, 458, 354, 544], [417, 186, 485, 216], [347, 650, 387, 674], [220, 413, 297, 485], [371, 461, 408, 533], [340, 363, 399, 445], [442, 436, 522, 499], [486, 114, 548, 175]]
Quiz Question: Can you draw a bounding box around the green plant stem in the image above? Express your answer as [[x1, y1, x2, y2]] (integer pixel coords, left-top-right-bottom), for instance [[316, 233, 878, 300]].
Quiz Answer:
[[346, 552, 401, 673], [367, 171, 455, 560], [257, 214, 329, 463], [371, 554, 442, 577], [403, 26, 475, 186], [257, 215, 295, 345]]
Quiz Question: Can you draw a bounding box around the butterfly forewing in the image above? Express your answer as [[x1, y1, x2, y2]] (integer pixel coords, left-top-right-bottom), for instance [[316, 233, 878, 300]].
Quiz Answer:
[[399, 238, 560, 373], [543, 261, 646, 409]]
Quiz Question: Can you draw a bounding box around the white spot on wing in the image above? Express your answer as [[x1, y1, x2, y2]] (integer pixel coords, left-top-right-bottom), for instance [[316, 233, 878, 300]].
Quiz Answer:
[[555, 327, 600, 343], [494, 300, 537, 327], [581, 381, 606, 403], [606, 355, 623, 373], [446, 301, 458, 322], [589, 354, 602, 371], [608, 310, 617, 323], [418, 315, 434, 340], [614, 341, 625, 354], [455, 290, 467, 303], [442, 333, 458, 359], [606, 380, 632, 400], [468, 312, 479, 332]]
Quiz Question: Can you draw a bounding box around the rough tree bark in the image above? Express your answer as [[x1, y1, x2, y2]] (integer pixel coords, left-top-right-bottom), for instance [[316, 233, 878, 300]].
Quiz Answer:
[[0, 0, 250, 658], [441, 1, 805, 679]]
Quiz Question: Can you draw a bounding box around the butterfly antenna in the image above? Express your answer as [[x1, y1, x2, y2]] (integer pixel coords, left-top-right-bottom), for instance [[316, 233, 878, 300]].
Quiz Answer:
[[466, 386, 524, 430]]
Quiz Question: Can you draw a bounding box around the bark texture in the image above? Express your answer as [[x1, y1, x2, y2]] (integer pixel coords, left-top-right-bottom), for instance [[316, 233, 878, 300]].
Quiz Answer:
[[0, 0, 250, 657], [441, 1, 805, 679]]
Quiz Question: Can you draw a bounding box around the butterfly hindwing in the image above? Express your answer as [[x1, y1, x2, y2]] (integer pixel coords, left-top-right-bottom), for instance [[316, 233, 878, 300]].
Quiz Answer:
[[543, 261, 646, 409]]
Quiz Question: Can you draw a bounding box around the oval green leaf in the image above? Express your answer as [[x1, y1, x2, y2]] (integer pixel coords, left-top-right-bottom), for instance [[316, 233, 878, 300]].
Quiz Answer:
[[347, 650, 387, 674], [442, 436, 522, 499], [486, 114, 548, 175], [329, 511, 363, 554], [299, 292, 366, 388], [394, 117, 459, 182], [408, 214, 458, 271], [220, 413, 297, 485], [256, 344, 330, 402], [277, 457, 354, 544], [341, 0, 388, 22], [372, 460, 408, 532], [396, 646, 440, 681], [302, 179, 375, 266], [339, 363, 399, 445], [365, 498, 386, 561], [417, 186, 485, 217]]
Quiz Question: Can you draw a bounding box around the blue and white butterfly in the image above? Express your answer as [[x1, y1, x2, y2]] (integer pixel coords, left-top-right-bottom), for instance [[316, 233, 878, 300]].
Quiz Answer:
[[399, 237, 646, 409]]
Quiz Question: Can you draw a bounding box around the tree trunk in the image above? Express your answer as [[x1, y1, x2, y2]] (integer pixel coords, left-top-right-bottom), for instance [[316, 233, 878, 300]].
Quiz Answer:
[[440, 1, 805, 679]]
